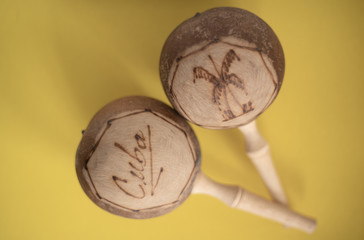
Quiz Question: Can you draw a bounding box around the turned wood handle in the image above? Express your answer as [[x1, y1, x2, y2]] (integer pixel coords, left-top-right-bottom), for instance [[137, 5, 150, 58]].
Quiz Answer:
[[193, 173, 316, 233], [238, 121, 288, 205]]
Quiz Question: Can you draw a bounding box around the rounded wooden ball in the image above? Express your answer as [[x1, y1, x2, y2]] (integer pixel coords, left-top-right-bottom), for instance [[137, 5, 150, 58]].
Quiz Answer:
[[160, 7, 285, 129], [76, 96, 201, 219]]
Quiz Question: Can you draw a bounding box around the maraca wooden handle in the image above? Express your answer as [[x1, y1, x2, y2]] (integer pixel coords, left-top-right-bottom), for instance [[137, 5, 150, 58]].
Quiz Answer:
[[238, 121, 288, 205], [193, 173, 316, 233]]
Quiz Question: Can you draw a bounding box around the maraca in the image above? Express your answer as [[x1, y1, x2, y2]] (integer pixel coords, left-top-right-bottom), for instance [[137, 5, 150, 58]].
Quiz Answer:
[[160, 7, 287, 204], [76, 96, 316, 233]]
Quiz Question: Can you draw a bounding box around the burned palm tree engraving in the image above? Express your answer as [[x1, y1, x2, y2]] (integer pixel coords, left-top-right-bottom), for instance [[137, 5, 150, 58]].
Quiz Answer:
[[193, 49, 254, 121]]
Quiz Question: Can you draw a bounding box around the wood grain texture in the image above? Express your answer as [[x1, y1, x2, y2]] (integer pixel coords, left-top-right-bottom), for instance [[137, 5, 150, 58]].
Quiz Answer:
[[159, 7, 288, 207], [160, 7, 284, 128], [193, 173, 316, 233], [76, 96, 201, 218], [76, 97, 316, 233], [239, 121, 287, 205]]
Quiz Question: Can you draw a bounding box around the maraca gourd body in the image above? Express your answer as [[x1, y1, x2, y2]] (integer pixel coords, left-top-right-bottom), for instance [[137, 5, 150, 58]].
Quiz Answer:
[[76, 96, 200, 218], [160, 7, 288, 205], [76, 97, 316, 233], [160, 7, 284, 129]]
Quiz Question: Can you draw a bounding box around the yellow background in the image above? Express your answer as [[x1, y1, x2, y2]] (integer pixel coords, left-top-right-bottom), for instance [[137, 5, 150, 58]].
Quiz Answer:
[[1, 0, 363, 239]]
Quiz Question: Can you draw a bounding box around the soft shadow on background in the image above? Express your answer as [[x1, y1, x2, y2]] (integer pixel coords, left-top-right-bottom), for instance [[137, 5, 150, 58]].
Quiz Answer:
[[0, 0, 363, 240]]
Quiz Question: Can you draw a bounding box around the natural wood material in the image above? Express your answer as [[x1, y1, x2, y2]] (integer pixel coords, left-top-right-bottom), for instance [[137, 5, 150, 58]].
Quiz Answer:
[[193, 173, 316, 233], [76, 96, 201, 219], [239, 121, 287, 205], [159, 7, 288, 205], [76, 96, 316, 233], [160, 7, 284, 129]]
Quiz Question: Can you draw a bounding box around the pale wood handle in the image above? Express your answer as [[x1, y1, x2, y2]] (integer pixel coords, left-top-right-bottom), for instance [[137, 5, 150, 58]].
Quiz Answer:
[[238, 121, 288, 205], [193, 173, 316, 233]]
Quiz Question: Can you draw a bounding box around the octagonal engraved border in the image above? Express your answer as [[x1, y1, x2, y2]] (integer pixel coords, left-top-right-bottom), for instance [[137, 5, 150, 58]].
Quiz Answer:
[[168, 38, 278, 127], [83, 108, 198, 213]]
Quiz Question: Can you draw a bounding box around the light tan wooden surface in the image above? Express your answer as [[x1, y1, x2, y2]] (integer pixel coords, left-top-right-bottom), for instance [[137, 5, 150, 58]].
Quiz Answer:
[[76, 96, 315, 233], [160, 7, 288, 205], [76, 96, 201, 218], [193, 173, 315, 233], [239, 121, 287, 205], [160, 7, 284, 129]]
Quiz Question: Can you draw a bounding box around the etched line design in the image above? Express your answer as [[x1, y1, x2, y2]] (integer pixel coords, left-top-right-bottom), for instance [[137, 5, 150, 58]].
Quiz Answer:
[[145, 111, 198, 198], [169, 39, 278, 125], [112, 125, 164, 199], [84, 110, 197, 213], [214, 41, 279, 113], [193, 49, 254, 121], [112, 175, 145, 199], [220, 41, 277, 86]]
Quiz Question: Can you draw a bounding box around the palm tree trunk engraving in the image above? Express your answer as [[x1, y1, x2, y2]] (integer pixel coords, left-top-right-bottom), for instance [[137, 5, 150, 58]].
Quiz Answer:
[[193, 49, 254, 121]]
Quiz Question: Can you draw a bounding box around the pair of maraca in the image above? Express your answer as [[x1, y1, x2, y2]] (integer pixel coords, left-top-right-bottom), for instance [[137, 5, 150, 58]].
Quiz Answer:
[[76, 8, 316, 233]]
